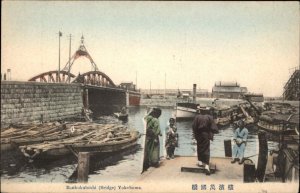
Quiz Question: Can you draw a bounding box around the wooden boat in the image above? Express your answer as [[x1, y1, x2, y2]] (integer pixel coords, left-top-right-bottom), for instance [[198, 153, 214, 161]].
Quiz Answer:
[[175, 102, 242, 126], [1, 122, 104, 151], [175, 102, 215, 119], [257, 113, 299, 135], [19, 124, 140, 161], [258, 101, 299, 132], [1, 123, 61, 151], [113, 113, 128, 121]]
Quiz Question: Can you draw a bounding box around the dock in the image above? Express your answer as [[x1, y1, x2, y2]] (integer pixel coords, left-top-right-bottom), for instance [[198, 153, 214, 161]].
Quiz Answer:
[[134, 156, 243, 192]]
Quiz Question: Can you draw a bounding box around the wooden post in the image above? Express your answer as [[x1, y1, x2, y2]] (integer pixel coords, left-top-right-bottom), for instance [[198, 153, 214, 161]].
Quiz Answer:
[[40, 114, 44, 123], [256, 131, 268, 182], [85, 89, 89, 109], [224, 140, 232, 157], [78, 152, 90, 183], [244, 161, 256, 182]]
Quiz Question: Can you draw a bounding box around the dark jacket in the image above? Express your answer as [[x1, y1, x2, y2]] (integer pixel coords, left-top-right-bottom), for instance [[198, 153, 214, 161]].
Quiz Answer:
[[192, 114, 219, 140]]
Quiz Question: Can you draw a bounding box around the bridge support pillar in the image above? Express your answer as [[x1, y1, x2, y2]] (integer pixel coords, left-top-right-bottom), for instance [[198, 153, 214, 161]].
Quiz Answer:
[[83, 88, 89, 109]]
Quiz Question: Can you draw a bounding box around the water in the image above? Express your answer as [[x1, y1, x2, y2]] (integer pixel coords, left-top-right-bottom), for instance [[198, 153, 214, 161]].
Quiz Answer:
[[0, 107, 278, 183]]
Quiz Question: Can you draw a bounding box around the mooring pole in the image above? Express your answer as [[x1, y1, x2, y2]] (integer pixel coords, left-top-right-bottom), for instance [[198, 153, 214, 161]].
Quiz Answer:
[[244, 160, 256, 182], [224, 139, 232, 157], [77, 152, 90, 183], [256, 131, 268, 182]]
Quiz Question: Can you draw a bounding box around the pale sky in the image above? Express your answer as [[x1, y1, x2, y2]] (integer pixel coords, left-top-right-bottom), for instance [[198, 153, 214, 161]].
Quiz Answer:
[[1, 1, 299, 97]]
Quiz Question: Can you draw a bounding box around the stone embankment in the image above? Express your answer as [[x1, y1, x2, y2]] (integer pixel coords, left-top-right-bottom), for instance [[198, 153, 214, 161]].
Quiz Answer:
[[1, 81, 83, 128]]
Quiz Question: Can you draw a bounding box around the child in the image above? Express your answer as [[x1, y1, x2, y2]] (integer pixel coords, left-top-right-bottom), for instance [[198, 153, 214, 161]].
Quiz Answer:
[[165, 118, 179, 159]]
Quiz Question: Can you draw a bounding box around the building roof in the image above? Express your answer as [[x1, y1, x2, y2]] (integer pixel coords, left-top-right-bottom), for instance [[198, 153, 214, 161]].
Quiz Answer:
[[212, 86, 248, 93], [120, 82, 134, 85], [215, 81, 240, 87]]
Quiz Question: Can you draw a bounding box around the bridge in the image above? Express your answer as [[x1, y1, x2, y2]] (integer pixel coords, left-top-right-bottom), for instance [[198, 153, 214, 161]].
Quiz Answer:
[[1, 35, 140, 126]]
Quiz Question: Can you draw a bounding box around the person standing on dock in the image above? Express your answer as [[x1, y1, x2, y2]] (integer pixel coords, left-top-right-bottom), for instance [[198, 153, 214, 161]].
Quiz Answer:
[[231, 120, 248, 164], [165, 118, 179, 160], [192, 113, 219, 175], [144, 108, 162, 170]]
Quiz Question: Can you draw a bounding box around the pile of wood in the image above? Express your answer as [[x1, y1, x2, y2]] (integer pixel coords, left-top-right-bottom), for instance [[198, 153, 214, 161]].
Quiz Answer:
[[1, 122, 66, 151], [0, 122, 132, 150], [18, 123, 140, 161]]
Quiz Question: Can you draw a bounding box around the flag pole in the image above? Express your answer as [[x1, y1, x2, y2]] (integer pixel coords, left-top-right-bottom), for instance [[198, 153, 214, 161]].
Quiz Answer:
[[68, 34, 72, 83], [58, 31, 62, 82]]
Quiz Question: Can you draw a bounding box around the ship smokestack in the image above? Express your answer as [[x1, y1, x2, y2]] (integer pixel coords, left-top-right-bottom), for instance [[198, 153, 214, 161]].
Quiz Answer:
[[193, 84, 197, 103]]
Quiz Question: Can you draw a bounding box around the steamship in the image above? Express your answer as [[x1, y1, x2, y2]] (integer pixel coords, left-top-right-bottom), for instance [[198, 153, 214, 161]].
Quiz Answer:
[[119, 82, 141, 106]]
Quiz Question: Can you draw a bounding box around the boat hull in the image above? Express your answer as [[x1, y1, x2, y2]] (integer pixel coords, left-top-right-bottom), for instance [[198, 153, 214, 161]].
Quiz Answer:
[[21, 132, 140, 161], [113, 113, 128, 121], [1, 143, 14, 152], [127, 91, 141, 106], [175, 102, 200, 120], [176, 107, 198, 119], [257, 121, 297, 135]]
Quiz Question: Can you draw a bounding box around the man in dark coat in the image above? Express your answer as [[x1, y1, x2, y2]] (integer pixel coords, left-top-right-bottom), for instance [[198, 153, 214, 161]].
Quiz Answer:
[[192, 112, 218, 175]]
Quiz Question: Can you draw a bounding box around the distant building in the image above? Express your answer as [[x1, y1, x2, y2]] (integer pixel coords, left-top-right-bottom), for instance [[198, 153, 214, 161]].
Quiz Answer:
[[212, 81, 248, 99]]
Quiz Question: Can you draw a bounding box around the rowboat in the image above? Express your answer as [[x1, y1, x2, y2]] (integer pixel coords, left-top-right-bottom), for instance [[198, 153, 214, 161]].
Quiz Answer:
[[256, 101, 299, 135], [257, 113, 299, 135], [1, 122, 104, 151], [175, 102, 199, 119], [19, 124, 140, 161], [113, 113, 128, 122], [1, 123, 63, 151], [175, 102, 244, 127]]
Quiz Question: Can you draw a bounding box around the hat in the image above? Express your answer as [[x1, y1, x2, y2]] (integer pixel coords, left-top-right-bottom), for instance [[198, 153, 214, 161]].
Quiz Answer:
[[169, 118, 175, 122], [149, 107, 162, 118], [238, 120, 245, 126]]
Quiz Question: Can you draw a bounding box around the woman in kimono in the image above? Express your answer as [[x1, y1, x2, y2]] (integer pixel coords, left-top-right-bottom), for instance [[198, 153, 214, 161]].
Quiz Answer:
[[143, 108, 162, 170]]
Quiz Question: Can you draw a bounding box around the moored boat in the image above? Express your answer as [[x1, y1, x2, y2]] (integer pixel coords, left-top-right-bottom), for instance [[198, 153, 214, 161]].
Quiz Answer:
[[19, 124, 140, 161], [1, 122, 106, 152], [175, 102, 200, 119], [257, 113, 299, 135], [113, 106, 129, 121], [127, 90, 141, 106], [113, 113, 129, 121], [119, 82, 141, 106], [175, 102, 235, 122], [1, 123, 64, 151]]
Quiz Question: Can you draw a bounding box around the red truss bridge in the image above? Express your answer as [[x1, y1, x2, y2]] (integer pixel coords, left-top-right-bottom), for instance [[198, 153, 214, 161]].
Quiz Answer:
[[28, 35, 140, 113]]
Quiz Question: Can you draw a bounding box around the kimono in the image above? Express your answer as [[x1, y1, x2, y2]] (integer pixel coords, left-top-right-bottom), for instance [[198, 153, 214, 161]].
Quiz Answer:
[[165, 125, 178, 158], [192, 114, 218, 165], [144, 115, 161, 168], [232, 127, 248, 160]]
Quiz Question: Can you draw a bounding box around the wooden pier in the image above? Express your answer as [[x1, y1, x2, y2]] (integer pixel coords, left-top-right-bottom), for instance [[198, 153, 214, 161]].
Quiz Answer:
[[134, 156, 243, 192], [137, 156, 243, 183]]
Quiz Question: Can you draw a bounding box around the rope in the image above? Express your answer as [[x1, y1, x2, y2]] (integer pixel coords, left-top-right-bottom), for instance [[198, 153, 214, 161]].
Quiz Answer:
[[245, 149, 275, 159]]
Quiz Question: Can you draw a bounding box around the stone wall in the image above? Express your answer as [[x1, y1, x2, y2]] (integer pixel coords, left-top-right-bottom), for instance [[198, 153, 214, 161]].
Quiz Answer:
[[1, 81, 83, 127]]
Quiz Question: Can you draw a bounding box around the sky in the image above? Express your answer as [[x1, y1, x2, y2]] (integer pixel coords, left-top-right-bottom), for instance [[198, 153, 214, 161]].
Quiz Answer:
[[1, 1, 299, 97]]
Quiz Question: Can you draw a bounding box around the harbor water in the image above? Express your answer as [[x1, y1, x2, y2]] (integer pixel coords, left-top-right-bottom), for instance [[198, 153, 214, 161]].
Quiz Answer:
[[0, 107, 278, 183]]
